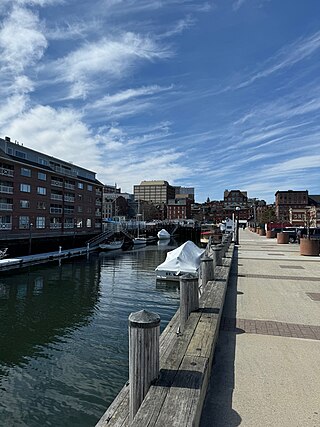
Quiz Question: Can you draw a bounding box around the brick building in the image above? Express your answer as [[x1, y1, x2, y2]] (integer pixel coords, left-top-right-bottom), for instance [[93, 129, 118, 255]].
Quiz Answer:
[[275, 190, 308, 222], [167, 198, 192, 220], [0, 136, 103, 239]]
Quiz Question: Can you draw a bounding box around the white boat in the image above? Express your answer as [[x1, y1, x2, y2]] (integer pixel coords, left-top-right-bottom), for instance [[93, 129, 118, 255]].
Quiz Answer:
[[155, 241, 205, 281], [99, 240, 124, 250], [133, 237, 147, 246], [157, 229, 171, 240]]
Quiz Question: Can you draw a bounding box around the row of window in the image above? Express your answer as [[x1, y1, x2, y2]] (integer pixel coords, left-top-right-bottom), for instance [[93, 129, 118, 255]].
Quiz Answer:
[[18, 168, 94, 191]]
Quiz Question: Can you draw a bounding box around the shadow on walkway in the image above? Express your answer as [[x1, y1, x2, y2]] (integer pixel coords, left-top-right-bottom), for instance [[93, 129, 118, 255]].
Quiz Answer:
[[200, 247, 242, 427]]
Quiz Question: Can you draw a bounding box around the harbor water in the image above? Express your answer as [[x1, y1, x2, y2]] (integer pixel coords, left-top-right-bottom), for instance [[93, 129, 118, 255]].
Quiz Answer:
[[0, 241, 180, 427]]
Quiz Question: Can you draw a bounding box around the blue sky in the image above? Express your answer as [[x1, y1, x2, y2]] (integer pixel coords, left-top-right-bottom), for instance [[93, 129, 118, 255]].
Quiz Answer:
[[1, 0, 320, 203]]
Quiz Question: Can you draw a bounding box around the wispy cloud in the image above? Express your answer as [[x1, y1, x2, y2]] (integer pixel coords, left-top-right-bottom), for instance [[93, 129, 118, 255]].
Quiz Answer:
[[48, 33, 172, 99], [0, 5, 47, 74]]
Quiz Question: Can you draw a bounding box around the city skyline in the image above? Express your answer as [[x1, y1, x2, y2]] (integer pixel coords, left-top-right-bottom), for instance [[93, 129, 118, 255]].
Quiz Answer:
[[1, 1, 320, 203]]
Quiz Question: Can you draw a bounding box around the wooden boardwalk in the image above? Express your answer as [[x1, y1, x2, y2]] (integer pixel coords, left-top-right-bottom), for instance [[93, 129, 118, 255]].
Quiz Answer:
[[96, 241, 235, 427]]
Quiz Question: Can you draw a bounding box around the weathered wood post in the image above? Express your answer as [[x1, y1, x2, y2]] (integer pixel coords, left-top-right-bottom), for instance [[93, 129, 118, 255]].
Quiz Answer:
[[180, 273, 199, 332], [201, 256, 214, 289], [212, 245, 223, 268], [129, 309, 160, 422]]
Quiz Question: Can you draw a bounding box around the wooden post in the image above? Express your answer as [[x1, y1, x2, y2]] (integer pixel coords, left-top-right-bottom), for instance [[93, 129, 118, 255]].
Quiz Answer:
[[180, 273, 199, 332], [201, 256, 214, 290], [129, 309, 160, 422], [212, 245, 222, 268]]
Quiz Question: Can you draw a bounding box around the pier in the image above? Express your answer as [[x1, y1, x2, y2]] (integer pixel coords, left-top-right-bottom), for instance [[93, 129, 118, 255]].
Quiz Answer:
[[0, 245, 94, 271], [96, 228, 320, 426]]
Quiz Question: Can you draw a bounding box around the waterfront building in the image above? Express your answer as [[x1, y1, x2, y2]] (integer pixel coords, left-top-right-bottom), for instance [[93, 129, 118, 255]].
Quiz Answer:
[[0, 136, 103, 240], [167, 198, 192, 220], [275, 190, 308, 222], [224, 189, 248, 208], [134, 180, 175, 204]]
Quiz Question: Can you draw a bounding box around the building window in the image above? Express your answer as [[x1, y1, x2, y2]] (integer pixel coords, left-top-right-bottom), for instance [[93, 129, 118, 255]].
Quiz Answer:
[[37, 201, 46, 210], [76, 218, 83, 228], [78, 182, 84, 189], [20, 200, 30, 208], [38, 172, 47, 181], [37, 187, 47, 195], [38, 157, 48, 166], [20, 183, 31, 193], [21, 168, 31, 177], [36, 216, 45, 229], [19, 216, 29, 229], [87, 184, 93, 191], [86, 218, 92, 227], [78, 206, 83, 213], [15, 150, 26, 159]]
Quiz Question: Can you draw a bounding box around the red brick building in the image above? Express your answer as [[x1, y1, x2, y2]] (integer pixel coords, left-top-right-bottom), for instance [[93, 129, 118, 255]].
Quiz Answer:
[[0, 136, 103, 240]]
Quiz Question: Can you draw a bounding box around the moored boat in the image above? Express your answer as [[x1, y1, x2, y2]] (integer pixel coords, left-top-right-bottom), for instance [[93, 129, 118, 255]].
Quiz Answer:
[[157, 228, 171, 240], [99, 240, 124, 250]]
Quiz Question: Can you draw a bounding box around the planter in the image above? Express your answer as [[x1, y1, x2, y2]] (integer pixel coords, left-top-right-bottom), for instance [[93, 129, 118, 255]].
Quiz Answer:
[[277, 232, 289, 244], [266, 230, 275, 238], [259, 229, 266, 236], [300, 238, 319, 256]]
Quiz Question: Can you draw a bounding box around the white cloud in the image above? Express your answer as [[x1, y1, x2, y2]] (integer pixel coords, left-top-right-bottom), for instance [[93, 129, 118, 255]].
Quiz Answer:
[[0, 5, 47, 74], [50, 33, 172, 98], [3, 105, 101, 171]]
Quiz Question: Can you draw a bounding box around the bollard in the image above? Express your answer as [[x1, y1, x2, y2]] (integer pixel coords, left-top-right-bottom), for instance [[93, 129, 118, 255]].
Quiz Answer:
[[59, 246, 62, 254], [180, 274, 199, 332], [212, 245, 223, 268], [200, 256, 214, 289], [129, 309, 160, 422]]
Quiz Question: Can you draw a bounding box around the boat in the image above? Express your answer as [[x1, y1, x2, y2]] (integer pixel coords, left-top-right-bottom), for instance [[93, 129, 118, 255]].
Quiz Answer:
[[157, 229, 171, 240], [99, 240, 124, 250], [155, 241, 205, 281], [133, 237, 147, 246]]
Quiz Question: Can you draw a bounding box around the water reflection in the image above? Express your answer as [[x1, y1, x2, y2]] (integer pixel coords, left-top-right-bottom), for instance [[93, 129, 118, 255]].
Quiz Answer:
[[0, 243, 179, 427]]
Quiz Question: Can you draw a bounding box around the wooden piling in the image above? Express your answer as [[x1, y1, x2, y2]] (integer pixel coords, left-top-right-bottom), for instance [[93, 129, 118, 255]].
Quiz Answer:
[[180, 273, 199, 333], [128, 309, 160, 422], [201, 256, 214, 289], [212, 245, 223, 268]]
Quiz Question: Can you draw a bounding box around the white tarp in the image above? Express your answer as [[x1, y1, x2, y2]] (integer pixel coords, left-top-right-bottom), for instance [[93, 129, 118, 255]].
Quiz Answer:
[[155, 240, 205, 275], [157, 228, 171, 239]]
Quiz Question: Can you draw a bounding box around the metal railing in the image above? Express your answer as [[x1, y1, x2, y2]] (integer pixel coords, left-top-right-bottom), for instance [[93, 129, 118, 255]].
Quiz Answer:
[[0, 185, 13, 194], [0, 203, 13, 211], [0, 168, 14, 177]]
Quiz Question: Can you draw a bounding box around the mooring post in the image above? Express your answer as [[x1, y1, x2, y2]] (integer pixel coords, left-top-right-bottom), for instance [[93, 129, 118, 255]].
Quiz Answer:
[[201, 256, 214, 289], [180, 273, 199, 333], [129, 309, 160, 422], [212, 245, 223, 268]]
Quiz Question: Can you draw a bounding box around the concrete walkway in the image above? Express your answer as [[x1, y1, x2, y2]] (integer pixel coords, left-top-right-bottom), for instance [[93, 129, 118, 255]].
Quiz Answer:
[[200, 228, 320, 427]]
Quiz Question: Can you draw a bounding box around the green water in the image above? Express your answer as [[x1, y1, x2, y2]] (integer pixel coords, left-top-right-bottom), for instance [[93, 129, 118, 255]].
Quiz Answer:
[[0, 243, 180, 427]]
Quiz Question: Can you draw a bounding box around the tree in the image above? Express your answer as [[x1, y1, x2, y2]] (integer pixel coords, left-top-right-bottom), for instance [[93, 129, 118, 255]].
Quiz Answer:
[[259, 207, 276, 224]]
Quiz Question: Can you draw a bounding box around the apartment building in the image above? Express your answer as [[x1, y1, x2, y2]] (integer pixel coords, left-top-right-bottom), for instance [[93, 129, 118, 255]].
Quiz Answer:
[[0, 136, 103, 239]]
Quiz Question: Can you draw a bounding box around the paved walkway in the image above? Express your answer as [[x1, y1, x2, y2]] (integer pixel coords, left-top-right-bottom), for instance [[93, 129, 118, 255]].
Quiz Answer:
[[200, 229, 320, 427]]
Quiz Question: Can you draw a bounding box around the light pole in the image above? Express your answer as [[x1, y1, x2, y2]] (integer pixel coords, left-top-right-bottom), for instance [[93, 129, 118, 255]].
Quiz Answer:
[[235, 207, 240, 245]]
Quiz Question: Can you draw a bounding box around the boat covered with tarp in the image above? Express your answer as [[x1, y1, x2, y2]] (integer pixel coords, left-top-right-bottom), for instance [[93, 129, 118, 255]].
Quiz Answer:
[[155, 240, 205, 281], [157, 228, 171, 240]]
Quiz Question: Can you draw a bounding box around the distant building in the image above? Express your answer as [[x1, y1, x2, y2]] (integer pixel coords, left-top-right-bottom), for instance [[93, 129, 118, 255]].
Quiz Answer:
[[224, 189, 248, 208], [102, 185, 130, 219], [0, 136, 103, 239], [167, 198, 192, 220], [275, 190, 308, 222], [134, 180, 175, 204], [173, 186, 195, 203]]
